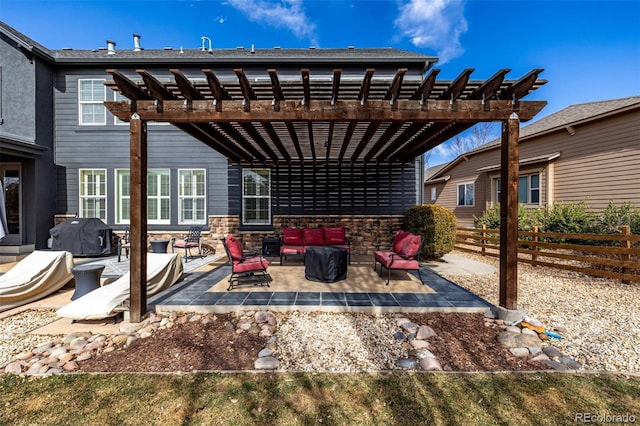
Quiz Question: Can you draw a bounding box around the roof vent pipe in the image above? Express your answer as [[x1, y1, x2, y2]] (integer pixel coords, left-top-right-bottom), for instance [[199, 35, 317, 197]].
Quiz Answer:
[[201, 36, 212, 53], [133, 34, 142, 51], [251, 44, 255, 54], [107, 40, 116, 55]]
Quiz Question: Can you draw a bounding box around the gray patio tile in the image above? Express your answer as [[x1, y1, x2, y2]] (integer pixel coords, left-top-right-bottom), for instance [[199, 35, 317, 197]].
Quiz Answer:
[[294, 300, 321, 306], [295, 292, 321, 301], [345, 293, 370, 301], [216, 292, 249, 304], [321, 292, 346, 301], [245, 292, 274, 301], [190, 292, 225, 305], [270, 291, 297, 300], [321, 300, 348, 306]]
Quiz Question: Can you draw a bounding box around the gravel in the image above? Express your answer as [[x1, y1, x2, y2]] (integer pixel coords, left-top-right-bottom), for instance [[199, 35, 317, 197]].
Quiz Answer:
[[441, 250, 640, 373], [0, 309, 60, 367], [276, 311, 406, 372]]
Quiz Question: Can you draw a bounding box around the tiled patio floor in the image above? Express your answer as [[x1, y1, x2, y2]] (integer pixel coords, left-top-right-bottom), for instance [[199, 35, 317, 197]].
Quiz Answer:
[[149, 260, 493, 314]]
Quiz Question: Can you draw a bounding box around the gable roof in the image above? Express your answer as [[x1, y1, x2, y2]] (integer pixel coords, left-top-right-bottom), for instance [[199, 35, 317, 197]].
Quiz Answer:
[[426, 96, 640, 181], [0, 20, 54, 62]]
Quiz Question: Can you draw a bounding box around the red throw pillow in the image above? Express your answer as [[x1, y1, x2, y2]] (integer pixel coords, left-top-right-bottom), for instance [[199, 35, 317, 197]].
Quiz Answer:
[[282, 227, 303, 245], [324, 226, 346, 245], [392, 230, 411, 253], [304, 228, 325, 246], [224, 234, 244, 261], [400, 233, 422, 258]]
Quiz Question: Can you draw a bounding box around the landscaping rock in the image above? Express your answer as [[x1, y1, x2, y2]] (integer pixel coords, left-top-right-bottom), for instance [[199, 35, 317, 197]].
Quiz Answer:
[[395, 358, 418, 369], [419, 357, 443, 371], [254, 356, 279, 370], [416, 325, 437, 339], [497, 332, 542, 348]]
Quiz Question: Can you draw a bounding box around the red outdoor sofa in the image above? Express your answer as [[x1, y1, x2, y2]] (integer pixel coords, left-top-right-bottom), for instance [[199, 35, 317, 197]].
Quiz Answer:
[[280, 226, 351, 265]]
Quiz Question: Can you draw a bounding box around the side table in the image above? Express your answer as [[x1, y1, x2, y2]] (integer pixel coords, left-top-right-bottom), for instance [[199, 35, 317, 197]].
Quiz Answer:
[[305, 246, 348, 283], [71, 264, 105, 300]]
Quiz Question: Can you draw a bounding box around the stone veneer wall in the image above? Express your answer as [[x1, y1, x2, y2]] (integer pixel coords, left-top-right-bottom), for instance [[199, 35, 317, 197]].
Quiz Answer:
[[208, 215, 405, 256]]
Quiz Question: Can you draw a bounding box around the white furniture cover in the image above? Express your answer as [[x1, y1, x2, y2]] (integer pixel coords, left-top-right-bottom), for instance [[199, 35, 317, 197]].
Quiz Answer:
[[57, 253, 183, 320], [0, 250, 74, 312]]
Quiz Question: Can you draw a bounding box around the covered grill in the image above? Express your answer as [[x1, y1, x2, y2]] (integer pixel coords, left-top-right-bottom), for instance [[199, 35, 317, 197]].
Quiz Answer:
[[49, 218, 114, 256]]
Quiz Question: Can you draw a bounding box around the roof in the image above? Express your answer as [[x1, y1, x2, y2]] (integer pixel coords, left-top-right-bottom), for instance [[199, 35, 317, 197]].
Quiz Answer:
[[428, 96, 640, 180], [0, 21, 53, 62]]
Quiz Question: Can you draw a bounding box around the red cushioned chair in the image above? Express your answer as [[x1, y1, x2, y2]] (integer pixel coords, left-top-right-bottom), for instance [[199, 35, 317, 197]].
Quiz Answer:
[[373, 231, 425, 286], [221, 235, 270, 291]]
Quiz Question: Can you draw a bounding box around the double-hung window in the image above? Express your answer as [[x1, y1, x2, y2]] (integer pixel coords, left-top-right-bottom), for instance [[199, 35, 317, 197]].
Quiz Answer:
[[79, 169, 106, 220], [178, 169, 206, 224], [78, 79, 106, 125], [457, 182, 474, 206], [242, 169, 271, 225], [115, 169, 170, 224], [496, 172, 540, 205]]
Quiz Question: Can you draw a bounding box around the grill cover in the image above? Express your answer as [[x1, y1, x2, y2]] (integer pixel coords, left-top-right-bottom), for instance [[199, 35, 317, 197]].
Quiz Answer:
[[49, 218, 114, 256]]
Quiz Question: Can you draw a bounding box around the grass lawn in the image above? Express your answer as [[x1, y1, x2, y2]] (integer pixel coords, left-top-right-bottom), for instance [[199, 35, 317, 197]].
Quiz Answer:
[[1, 372, 638, 425]]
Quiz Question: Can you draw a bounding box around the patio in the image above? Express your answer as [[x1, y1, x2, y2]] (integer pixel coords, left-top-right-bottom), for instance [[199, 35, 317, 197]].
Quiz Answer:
[[148, 254, 493, 314]]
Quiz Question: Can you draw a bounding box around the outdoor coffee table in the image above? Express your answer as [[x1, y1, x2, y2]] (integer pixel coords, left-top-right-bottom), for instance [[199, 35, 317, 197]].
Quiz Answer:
[[305, 246, 348, 283], [70, 263, 105, 300]]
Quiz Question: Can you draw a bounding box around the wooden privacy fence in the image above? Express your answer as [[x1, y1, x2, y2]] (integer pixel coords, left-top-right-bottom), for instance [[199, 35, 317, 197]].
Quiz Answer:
[[456, 225, 640, 283]]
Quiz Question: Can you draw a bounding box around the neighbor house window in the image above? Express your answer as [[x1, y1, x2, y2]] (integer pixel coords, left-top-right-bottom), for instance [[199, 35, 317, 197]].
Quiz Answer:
[[79, 169, 106, 220], [178, 169, 206, 224], [457, 182, 474, 206], [116, 169, 170, 224], [430, 187, 437, 201], [496, 173, 540, 205], [78, 79, 106, 125], [242, 169, 271, 225]]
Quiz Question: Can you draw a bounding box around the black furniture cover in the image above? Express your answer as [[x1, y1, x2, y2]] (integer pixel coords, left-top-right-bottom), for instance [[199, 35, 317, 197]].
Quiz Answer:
[[50, 218, 114, 256], [305, 246, 348, 283]]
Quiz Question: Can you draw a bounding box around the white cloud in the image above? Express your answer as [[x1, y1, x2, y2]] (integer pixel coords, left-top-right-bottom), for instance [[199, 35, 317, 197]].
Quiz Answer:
[[217, 16, 226, 24], [226, 0, 317, 44], [394, 0, 467, 63]]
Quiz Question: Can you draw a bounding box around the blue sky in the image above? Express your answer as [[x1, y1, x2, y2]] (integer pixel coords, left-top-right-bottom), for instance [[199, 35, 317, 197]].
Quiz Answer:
[[1, 0, 639, 166]]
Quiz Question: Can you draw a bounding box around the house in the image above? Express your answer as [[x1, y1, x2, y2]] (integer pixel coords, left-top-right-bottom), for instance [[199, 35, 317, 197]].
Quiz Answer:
[[1, 20, 546, 270], [424, 96, 640, 226]]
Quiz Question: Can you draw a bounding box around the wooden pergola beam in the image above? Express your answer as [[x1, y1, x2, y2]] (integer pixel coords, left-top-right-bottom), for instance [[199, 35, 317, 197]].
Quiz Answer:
[[331, 69, 342, 105], [105, 99, 547, 123], [261, 122, 291, 162], [357, 69, 375, 103], [170, 69, 205, 101], [129, 115, 147, 323], [410, 68, 440, 101]]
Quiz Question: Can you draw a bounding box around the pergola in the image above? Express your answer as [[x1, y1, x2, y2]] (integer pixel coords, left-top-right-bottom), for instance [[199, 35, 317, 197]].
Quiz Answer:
[[105, 66, 547, 322]]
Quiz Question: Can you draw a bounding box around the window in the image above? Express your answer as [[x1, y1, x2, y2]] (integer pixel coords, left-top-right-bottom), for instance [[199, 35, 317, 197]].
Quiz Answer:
[[178, 169, 206, 224], [78, 79, 106, 125], [113, 91, 128, 125], [457, 182, 474, 206], [496, 173, 540, 205], [242, 169, 271, 225], [430, 187, 437, 201], [79, 169, 106, 220], [116, 169, 170, 224]]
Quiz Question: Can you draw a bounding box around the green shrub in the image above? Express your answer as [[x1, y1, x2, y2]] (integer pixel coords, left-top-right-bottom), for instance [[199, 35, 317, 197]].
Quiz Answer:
[[473, 203, 534, 231], [404, 205, 457, 260], [593, 201, 640, 236], [533, 201, 595, 235]]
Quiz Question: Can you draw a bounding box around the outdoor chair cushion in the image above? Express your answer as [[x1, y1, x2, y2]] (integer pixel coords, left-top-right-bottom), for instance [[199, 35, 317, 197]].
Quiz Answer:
[[303, 228, 325, 246], [392, 230, 412, 254], [324, 226, 346, 245], [283, 227, 304, 246], [280, 245, 306, 255], [224, 235, 245, 263], [233, 256, 269, 273], [374, 251, 420, 270], [398, 233, 422, 258]]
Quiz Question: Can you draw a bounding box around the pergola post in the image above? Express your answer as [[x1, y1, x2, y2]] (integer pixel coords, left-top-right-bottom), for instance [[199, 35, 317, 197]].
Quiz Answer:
[[129, 113, 148, 323], [499, 113, 520, 310]]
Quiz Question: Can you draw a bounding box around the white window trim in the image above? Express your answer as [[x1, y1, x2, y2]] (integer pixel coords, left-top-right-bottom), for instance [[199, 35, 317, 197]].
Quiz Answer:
[[78, 79, 106, 125], [79, 168, 107, 220], [242, 168, 272, 226], [457, 182, 475, 207], [115, 169, 130, 224], [178, 168, 207, 225], [147, 169, 171, 224]]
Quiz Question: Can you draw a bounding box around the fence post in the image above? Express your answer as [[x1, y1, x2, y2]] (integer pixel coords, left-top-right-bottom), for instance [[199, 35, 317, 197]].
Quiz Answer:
[[621, 225, 631, 284], [481, 224, 486, 256], [532, 226, 539, 267]]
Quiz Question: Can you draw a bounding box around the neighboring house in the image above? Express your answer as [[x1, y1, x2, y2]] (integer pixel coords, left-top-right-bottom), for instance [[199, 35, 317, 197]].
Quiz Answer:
[[0, 21, 435, 257], [424, 96, 640, 226]]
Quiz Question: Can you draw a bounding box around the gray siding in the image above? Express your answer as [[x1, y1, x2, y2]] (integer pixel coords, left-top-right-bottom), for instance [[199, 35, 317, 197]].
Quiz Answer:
[[54, 68, 229, 228]]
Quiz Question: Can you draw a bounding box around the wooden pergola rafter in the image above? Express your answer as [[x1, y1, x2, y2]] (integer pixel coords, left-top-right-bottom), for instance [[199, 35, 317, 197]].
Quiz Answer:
[[103, 66, 547, 322], [105, 67, 546, 166]]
